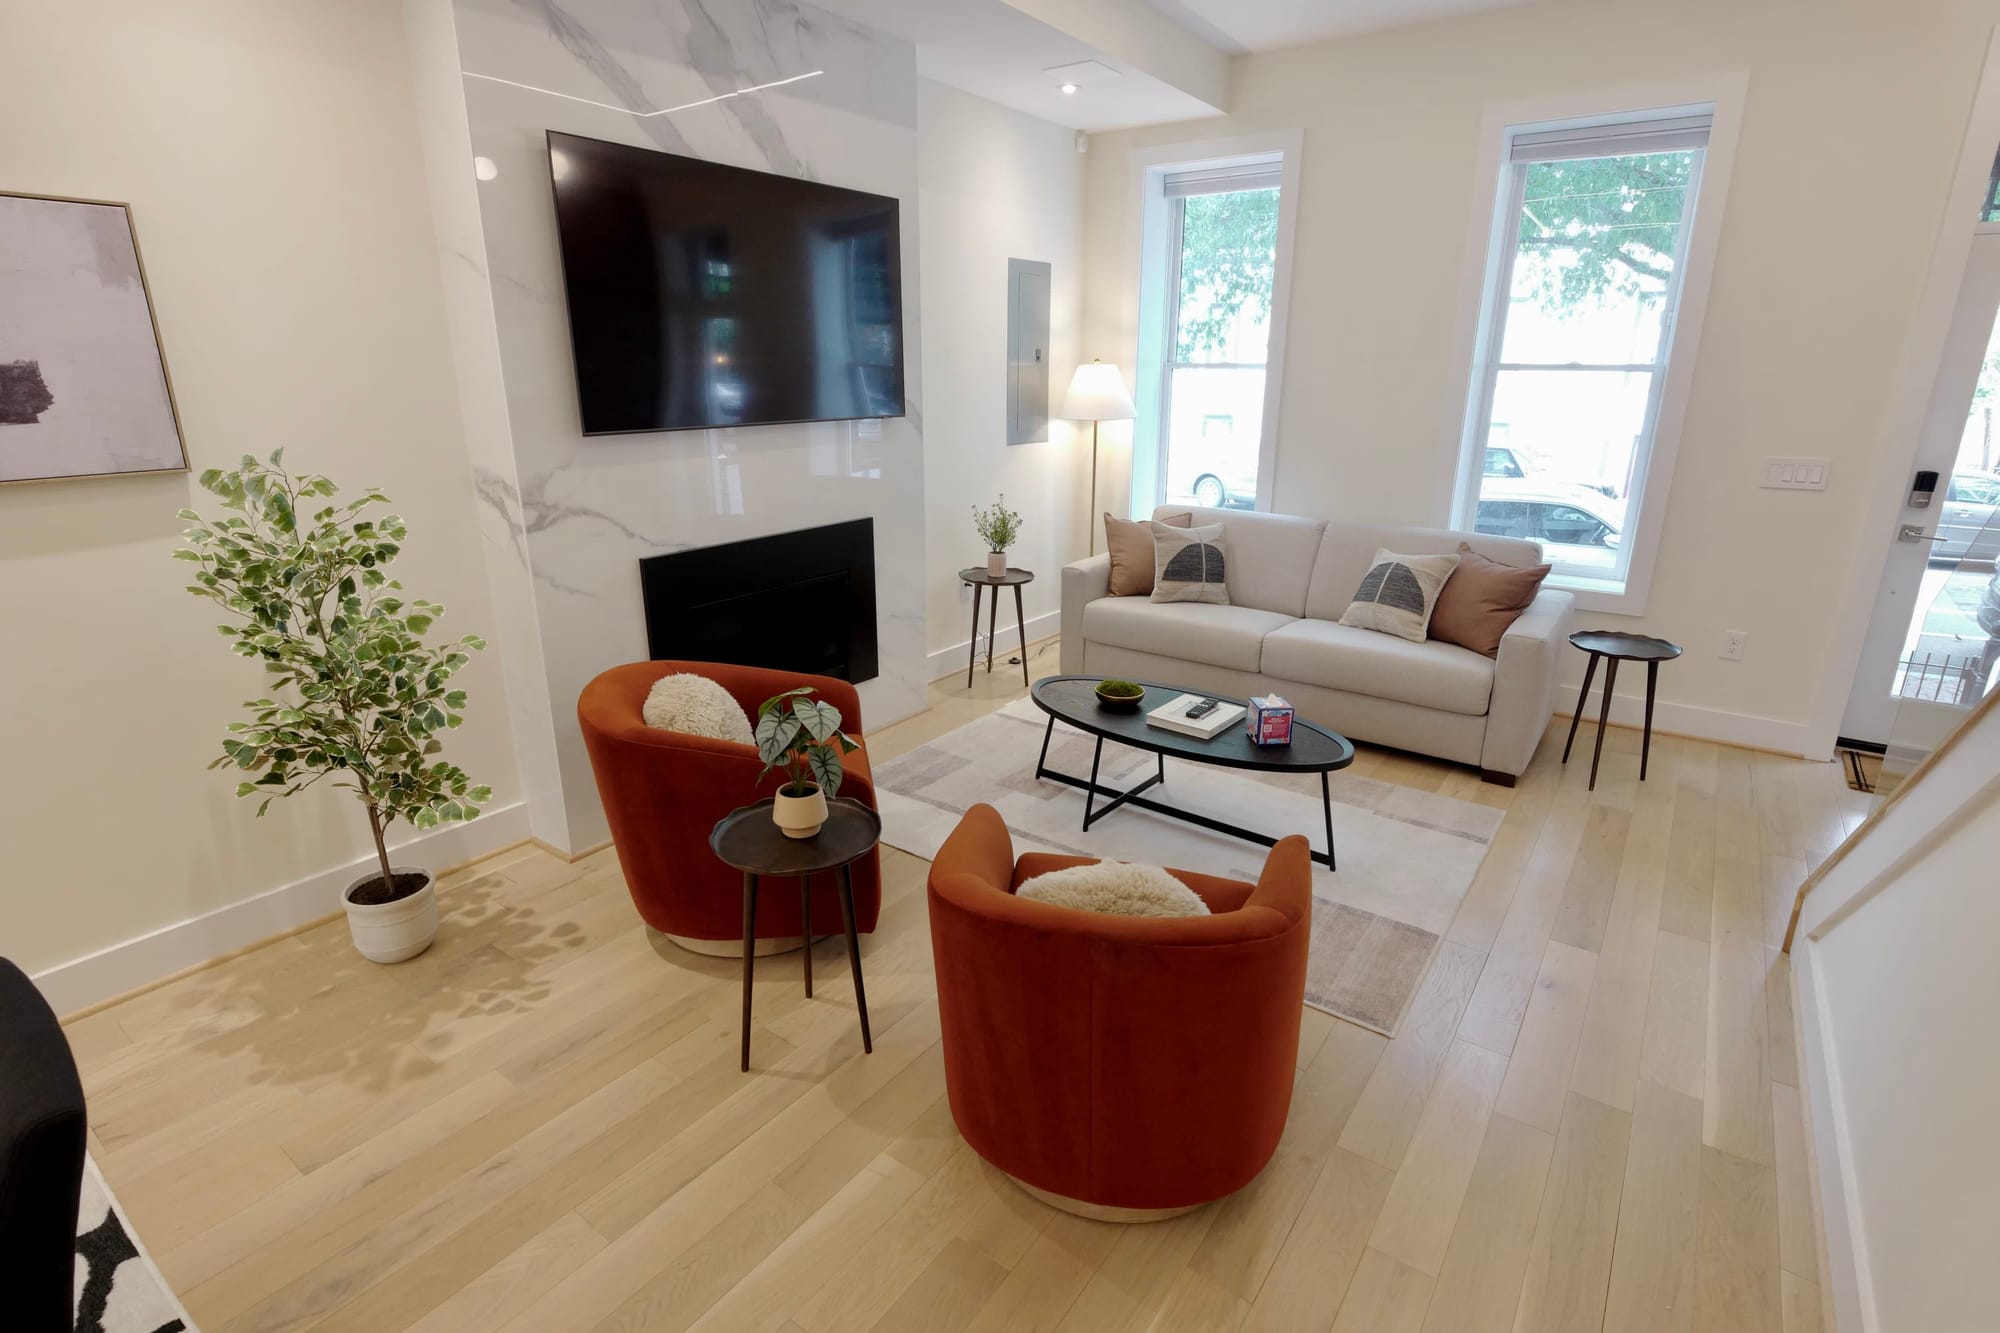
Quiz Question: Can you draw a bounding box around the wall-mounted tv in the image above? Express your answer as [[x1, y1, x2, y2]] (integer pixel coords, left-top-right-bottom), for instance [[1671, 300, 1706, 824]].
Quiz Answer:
[[545, 130, 906, 436]]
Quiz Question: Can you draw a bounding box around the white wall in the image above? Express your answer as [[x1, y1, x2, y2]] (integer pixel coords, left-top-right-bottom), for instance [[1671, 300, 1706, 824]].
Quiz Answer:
[[1791, 693, 2000, 1332], [0, 0, 524, 995], [917, 80, 1087, 674], [1081, 0, 2000, 756]]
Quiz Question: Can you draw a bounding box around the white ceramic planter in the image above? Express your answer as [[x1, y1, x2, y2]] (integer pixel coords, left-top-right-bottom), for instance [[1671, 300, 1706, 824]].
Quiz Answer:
[[341, 865, 438, 963], [986, 551, 1007, 577], [772, 784, 829, 839]]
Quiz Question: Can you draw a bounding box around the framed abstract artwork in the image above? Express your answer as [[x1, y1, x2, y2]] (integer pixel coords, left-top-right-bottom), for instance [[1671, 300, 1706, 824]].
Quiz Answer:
[[0, 191, 187, 485]]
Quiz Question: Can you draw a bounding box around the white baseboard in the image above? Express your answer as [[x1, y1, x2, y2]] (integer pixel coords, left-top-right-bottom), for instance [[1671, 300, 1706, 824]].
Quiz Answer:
[[1556, 688, 1822, 759], [926, 609, 1062, 682], [32, 801, 531, 1017]]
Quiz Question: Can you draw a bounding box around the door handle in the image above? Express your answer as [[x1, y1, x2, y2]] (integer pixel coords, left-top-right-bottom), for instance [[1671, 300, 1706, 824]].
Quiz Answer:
[[1898, 524, 1949, 542]]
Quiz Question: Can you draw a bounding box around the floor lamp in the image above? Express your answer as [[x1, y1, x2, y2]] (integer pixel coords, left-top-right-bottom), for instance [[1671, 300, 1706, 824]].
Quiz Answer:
[[1061, 359, 1137, 555]]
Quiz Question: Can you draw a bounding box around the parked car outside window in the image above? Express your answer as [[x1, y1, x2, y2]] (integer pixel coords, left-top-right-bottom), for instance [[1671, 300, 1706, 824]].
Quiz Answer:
[[1474, 481, 1625, 573], [1936, 471, 2000, 563]]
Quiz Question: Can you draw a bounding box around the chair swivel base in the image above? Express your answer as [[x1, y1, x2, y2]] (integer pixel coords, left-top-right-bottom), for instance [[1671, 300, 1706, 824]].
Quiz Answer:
[[1005, 1173, 1207, 1224], [663, 932, 804, 958]]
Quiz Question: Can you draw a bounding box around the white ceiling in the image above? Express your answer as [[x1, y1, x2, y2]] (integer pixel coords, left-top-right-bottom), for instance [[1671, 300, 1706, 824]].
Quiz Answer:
[[810, 0, 1219, 132], [1139, 0, 1539, 54]]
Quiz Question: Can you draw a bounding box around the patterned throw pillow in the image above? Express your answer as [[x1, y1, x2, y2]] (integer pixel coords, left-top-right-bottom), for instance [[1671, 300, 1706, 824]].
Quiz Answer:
[[1151, 521, 1230, 604], [1339, 548, 1461, 642]]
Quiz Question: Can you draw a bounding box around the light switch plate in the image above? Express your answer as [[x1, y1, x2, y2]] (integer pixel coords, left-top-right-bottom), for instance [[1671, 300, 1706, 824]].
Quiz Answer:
[[1762, 457, 1829, 490]]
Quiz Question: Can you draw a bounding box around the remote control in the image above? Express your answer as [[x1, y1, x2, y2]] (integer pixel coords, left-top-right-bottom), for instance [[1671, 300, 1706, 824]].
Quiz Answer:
[[1186, 698, 1219, 719]]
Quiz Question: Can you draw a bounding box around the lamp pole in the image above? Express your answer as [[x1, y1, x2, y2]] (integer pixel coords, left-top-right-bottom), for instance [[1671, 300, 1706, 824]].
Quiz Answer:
[[1089, 418, 1101, 555]]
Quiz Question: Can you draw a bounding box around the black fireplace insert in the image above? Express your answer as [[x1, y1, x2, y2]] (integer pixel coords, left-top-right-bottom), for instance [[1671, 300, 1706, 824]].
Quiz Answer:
[[639, 519, 879, 683]]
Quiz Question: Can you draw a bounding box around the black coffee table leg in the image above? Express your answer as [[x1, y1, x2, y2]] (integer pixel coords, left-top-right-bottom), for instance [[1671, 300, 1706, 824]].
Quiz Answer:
[[1563, 651, 1600, 764], [986, 583, 1000, 674], [1642, 660, 1659, 781], [800, 876, 813, 998], [965, 583, 983, 689], [740, 872, 758, 1072], [1589, 657, 1619, 792], [1012, 583, 1029, 687], [837, 864, 872, 1055], [1034, 713, 1056, 779], [1082, 734, 1104, 830], [1321, 771, 1337, 873]]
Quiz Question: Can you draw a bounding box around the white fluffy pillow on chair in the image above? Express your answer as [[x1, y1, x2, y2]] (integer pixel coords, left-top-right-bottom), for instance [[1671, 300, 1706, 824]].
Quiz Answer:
[[1015, 862, 1211, 919], [641, 673, 755, 746]]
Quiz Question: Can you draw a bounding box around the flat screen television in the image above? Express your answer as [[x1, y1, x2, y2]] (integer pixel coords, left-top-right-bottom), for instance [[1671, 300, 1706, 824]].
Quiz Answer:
[[545, 130, 906, 435]]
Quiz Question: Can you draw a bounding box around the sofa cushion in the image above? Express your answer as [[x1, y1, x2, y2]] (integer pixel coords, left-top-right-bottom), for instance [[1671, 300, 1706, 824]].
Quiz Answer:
[[1151, 521, 1230, 604], [1338, 549, 1460, 643], [1158, 506, 1326, 617], [1303, 523, 1543, 624], [1261, 619, 1496, 716], [1105, 510, 1190, 596], [1430, 542, 1552, 657], [1083, 598, 1296, 674]]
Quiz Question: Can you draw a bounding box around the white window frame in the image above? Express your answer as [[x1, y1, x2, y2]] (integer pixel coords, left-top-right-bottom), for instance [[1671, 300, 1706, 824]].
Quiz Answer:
[[1446, 77, 1747, 615], [1126, 130, 1303, 517]]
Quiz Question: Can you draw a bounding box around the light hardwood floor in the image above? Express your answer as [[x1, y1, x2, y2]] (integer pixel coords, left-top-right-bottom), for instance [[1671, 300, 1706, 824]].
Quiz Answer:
[[66, 637, 1863, 1332]]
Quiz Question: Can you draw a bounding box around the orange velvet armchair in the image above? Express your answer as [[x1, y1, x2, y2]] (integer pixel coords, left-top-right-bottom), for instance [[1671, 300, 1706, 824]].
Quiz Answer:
[[926, 803, 1311, 1219], [578, 661, 882, 949]]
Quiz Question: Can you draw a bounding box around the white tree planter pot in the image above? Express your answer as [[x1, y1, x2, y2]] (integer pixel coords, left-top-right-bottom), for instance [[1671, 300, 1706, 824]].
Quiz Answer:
[[986, 552, 1007, 577], [342, 865, 439, 963], [772, 785, 829, 839]]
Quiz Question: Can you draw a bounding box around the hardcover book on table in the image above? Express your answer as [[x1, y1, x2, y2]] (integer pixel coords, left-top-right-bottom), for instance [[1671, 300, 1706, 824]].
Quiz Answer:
[[1146, 693, 1246, 740]]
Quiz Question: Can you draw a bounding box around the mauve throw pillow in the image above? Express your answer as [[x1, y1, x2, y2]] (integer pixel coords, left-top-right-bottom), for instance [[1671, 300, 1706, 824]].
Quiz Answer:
[[1104, 510, 1191, 596], [1428, 542, 1552, 657]]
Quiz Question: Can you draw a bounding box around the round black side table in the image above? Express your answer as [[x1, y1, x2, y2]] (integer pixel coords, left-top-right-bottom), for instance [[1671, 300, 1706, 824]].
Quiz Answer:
[[1562, 631, 1683, 791], [709, 797, 881, 1072], [958, 567, 1034, 689]]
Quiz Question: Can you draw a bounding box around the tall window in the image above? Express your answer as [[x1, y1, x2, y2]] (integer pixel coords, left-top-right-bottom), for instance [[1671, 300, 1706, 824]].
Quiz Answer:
[[1158, 164, 1281, 509], [1459, 114, 1710, 589]]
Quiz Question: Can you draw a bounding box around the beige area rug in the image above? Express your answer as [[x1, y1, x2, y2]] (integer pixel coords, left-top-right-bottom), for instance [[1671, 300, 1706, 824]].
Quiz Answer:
[[875, 698, 1501, 1037]]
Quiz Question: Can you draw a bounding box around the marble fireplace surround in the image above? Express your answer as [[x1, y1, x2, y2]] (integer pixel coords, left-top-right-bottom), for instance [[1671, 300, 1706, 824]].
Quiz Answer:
[[430, 0, 931, 853]]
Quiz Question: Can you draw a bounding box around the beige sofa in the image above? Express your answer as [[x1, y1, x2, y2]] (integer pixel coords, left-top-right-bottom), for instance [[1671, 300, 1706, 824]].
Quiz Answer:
[[1060, 507, 1575, 783]]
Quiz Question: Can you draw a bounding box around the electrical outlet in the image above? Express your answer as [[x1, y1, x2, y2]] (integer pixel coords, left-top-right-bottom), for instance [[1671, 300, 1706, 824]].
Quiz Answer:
[[1721, 630, 1747, 661]]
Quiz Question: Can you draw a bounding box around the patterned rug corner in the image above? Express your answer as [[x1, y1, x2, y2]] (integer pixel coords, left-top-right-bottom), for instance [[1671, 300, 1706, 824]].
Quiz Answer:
[[78, 1155, 194, 1333]]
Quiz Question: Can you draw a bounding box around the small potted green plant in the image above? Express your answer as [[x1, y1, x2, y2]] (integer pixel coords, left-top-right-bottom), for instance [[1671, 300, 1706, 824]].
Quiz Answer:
[[755, 686, 862, 838], [176, 452, 491, 963], [1095, 678, 1145, 712], [973, 495, 1022, 578]]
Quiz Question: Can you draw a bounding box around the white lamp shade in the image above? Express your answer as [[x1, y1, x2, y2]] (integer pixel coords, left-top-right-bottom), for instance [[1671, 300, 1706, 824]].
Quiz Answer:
[[1061, 360, 1136, 422]]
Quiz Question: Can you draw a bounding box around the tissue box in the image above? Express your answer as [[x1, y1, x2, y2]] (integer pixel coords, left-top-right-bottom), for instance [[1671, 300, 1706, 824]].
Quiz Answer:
[[1247, 694, 1294, 746]]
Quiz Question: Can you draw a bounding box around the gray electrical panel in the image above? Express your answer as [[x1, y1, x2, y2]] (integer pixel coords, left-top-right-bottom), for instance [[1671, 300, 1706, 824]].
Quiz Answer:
[[1007, 258, 1051, 445]]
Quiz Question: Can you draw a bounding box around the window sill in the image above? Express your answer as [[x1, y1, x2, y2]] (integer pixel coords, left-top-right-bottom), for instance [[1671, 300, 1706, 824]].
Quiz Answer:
[[1547, 571, 1649, 617]]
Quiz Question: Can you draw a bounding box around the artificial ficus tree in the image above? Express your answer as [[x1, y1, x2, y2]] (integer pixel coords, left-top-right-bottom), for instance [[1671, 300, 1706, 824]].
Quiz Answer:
[[176, 452, 491, 894]]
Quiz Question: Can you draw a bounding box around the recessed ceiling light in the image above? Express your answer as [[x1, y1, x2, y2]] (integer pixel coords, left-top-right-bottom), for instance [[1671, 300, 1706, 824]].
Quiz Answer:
[[1060, 83, 1078, 95]]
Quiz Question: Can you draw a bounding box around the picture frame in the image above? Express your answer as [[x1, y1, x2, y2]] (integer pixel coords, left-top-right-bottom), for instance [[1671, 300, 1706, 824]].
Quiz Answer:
[[0, 190, 188, 486]]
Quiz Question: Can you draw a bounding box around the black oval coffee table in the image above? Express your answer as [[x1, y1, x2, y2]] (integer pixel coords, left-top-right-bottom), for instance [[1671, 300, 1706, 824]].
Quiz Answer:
[[1029, 675, 1356, 870], [710, 797, 880, 1072], [1562, 630, 1683, 791]]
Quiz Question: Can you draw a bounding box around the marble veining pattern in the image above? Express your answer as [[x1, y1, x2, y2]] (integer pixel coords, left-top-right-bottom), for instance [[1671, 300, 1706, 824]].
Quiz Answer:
[[452, 0, 928, 850]]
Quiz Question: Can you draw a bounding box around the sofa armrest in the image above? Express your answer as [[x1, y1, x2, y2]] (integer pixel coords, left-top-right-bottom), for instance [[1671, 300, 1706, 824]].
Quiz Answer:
[[1060, 553, 1112, 674], [1481, 587, 1576, 777]]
